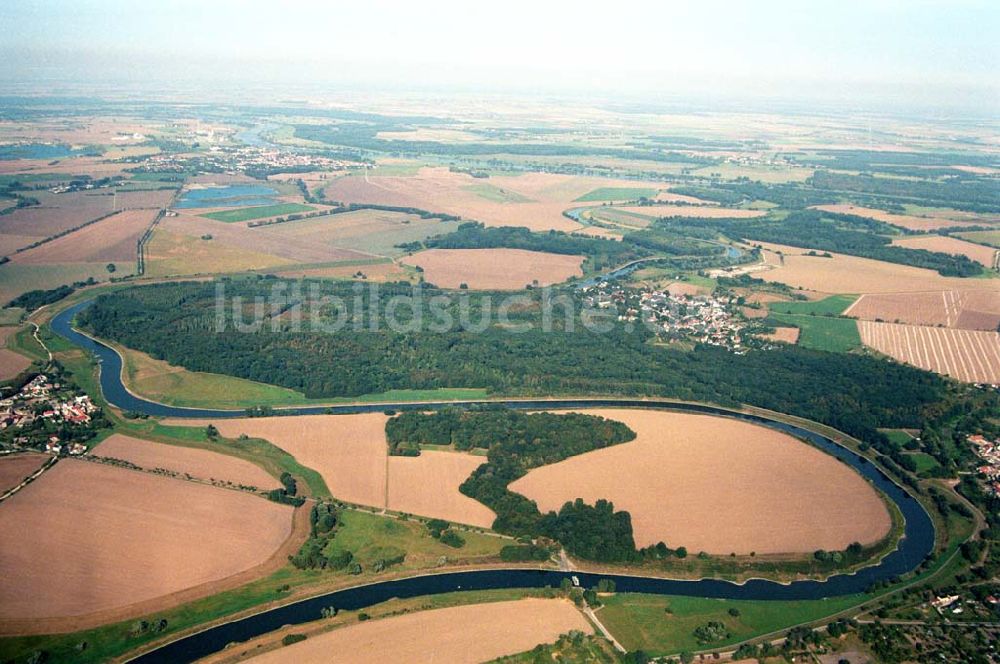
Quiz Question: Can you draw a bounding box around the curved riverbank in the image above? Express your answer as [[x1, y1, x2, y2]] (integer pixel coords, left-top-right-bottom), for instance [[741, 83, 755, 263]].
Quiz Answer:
[[47, 300, 935, 663]]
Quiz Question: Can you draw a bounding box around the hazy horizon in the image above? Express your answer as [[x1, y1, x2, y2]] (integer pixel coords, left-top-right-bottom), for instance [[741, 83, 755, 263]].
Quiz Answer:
[[1, 0, 998, 116]]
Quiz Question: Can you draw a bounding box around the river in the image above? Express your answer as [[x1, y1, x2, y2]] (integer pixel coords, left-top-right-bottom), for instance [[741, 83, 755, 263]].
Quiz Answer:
[[48, 301, 935, 662]]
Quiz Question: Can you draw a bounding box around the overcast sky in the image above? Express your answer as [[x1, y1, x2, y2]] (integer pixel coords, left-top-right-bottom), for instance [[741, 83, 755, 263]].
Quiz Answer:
[[2, 0, 997, 112]]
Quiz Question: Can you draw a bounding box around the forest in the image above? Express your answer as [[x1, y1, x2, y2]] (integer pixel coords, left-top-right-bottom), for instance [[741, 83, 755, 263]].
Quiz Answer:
[[655, 210, 983, 276], [404, 221, 645, 268], [78, 281, 950, 449]]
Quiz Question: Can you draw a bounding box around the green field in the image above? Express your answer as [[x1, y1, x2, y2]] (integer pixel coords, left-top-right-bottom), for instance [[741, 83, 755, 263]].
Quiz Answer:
[[768, 294, 858, 316], [598, 593, 862, 656], [201, 203, 315, 223], [323, 509, 505, 574], [909, 452, 941, 473], [463, 183, 531, 203], [574, 187, 659, 202], [881, 428, 916, 447], [956, 230, 1000, 249], [769, 313, 861, 352]]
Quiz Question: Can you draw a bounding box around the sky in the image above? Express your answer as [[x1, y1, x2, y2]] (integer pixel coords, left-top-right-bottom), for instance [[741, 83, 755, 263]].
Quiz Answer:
[[1, 0, 997, 112]]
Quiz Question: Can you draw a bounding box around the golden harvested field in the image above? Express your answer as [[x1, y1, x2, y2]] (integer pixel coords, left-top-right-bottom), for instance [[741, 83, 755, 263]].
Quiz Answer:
[[0, 326, 31, 380], [813, 204, 994, 231], [270, 261, 411, 282], [402, 248, 584, 290], [890, 235, 998, 268], [0, 453, 47, 493], [183, 414, 492, 525], [322, 166, 667, 233], [156, 215, 373, 266], [760, 327, 800, 344], [115, 188, 177, 209], [844, 290, 1000, 331], [858, 321, 1000, 384], [754, 242, 999, 294], [0, 461, 292, 623], [616, 205, 767, 219], [246, 598, 591, 664], [11, 209, 156, 264], [94, 434, 280, 489], [387, 451, 494, 527], [144, 229, 294, 277], [510, 409, 891, 554]]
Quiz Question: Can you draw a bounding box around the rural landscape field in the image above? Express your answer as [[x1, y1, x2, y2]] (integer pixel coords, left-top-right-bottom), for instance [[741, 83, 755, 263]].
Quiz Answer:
[[0, 1, 998, 663]]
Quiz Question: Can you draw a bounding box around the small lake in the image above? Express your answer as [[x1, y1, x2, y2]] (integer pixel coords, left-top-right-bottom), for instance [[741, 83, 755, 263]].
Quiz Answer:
[[174, 185, 280, 209]]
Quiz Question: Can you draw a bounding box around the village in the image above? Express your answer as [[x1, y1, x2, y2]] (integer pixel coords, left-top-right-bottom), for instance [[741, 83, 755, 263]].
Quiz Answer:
[[125, 143, 363, 178], [969, 433, 1000, 498], [0, 373, 101, 456], [580, 281, 749, 352]]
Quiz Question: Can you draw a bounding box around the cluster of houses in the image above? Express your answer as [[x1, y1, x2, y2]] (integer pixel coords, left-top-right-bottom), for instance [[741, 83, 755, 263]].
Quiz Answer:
[[969, 434, 1000, 497], [132, 145, 359, 177], [0, 374, 97, 455], [580, 282, 747, 352]]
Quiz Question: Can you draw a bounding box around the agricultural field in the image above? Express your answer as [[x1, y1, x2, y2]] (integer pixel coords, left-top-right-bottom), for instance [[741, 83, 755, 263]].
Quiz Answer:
[[0, 326, 31, 380], [10, 209, 156, 265], [0, 453, 46, 493], [0, 461, 293, 625], [812, 204, 995, 231], [386, 451, 494, 527], [754, 241, 999, 294], [269, 260, 412, 282], [614, 205, 768, 219], [767, 313, 862, 352], [574, 186, 659, 202], [254, 208, 462, 258], [157, 213, 380, 264], [181, 414, 493, 526], [844, 290, 1000, 330], [890, 234, 998, 268], [200, 202, 315, 223], [0, 191, 116, 253], [143, 229, 294, 277], [758, 326, 800, 344], [245, 599, 591, 664], [463, 182, 532, 203], [93, 434, 281, 490], [0, 262, 124, 309], [857, 320, 1000, 384], [509, 409, 890, 554], [957, 230, 1000, 249], [322, 167, 669, 233], [598, 593, 862, 656], [768, 294, 858, 316], [401, 248, 584, 289]]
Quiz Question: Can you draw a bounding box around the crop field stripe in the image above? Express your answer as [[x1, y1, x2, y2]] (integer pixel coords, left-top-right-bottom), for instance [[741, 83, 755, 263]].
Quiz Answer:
[[953, 329, 982, 380]]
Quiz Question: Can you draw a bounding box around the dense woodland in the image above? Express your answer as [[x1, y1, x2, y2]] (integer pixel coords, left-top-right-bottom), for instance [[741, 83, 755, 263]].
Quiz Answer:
[[80, 281, 950, 450], [402, 221, 646, 271], [655, 210, 983, 276]]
